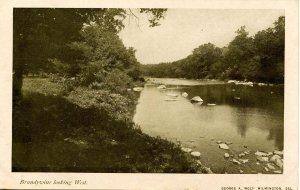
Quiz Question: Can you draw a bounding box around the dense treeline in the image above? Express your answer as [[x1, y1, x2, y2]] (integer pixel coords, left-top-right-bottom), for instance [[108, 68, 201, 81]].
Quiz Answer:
[[142, 16, 284, 83]]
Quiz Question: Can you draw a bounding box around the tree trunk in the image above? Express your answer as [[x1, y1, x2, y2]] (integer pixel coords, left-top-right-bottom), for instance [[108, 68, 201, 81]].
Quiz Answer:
[[13, 60, 23, 102]]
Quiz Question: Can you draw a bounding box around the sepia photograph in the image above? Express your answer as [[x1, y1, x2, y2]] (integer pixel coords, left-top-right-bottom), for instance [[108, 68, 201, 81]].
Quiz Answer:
[[0, 0, 298, 188], [12, 8, 286, 175]]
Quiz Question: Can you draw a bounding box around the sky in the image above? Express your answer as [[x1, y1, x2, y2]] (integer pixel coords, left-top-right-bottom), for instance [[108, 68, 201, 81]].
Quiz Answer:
[[119, 9, 284, 64]]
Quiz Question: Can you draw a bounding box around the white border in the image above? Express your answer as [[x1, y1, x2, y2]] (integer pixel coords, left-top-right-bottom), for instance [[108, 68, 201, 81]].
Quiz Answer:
[[0, 0, 298, 189]]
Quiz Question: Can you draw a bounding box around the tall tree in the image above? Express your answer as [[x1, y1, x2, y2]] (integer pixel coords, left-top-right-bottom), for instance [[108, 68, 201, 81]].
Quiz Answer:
[[13, 8, 167, 99]]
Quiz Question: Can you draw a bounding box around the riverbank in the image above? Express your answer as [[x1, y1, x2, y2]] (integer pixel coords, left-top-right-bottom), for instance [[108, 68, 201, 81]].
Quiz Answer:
[[13, 77, 208, 173], [145, 77, 283, 87]]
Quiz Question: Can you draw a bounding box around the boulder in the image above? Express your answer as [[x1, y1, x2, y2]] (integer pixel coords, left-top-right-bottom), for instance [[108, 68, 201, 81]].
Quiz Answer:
[[202, 167, 213, 174], [157, 85, 167, 89], [274, 150, 283, 156], [257, 156, 269, 162], [267, 163, 276, 170], [196, 160, 202, 166], [207, 103, 216, 106], [181, 147, 192, 153], [258, 83, 267, 86], [232, 159, 241, 165], [166, 93, 178, 98], [270, 155, 283, 169], [238, 153, 245, 158], [270, 155, 281, 162], [191, 96, 203, 102], [267, 152, 273, 156], [234, 97, 241, 100], [164, 98, 178, 101], [191, 151, 201, 157], [219, 143, 229, 150], [216, 140, 222, 144], [228, 80, 236, 84], [224, 153, 230, 158], [182, 92, 188, 98], [133, 87, 143, 92], [239, 159, 249, 164], [255, 151, 268, 157]]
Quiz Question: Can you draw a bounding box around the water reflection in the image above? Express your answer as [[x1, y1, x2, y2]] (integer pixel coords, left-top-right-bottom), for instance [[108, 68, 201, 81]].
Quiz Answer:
[[134, 81, 284, 169]]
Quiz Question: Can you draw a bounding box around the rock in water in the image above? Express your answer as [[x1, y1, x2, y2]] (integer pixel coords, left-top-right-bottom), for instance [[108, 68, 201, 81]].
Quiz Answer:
[[202, 167, 213, 174], [270, 155, 283, 169], [274, 150, 284, 156], [166, 93, 178, 98], [270, 155, 281, 162], [182, 92, 188, 98], [164, 98, 178, 101], [239, 159, 249, 164], [219, 143, 229, 150], [267, 163, 276, 170], [207, 103, 216, 106], [196, 160, 202, 166], [181, 147, 192, 153], [232, 159, 241, 165], [255, 151, 268, 157], [224, 153, 230, 158], [133, 87, 143, 92], [267, 152, 273, 156], [191, 151, 201, 157], [257, 156, 269, 162], [191, 96, 203, 102], [157, 85, 167, 89]]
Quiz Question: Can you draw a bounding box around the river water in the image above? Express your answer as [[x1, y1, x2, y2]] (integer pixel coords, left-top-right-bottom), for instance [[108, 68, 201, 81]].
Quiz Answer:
[[133, 78, 284, 174]]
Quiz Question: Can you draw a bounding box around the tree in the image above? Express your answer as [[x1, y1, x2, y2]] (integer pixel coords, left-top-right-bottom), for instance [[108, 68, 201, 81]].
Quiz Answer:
[[254, 16, 285, 82], [222, 26, 256, 80], [68, 24, 140, 85], [13, 8, 167, 100]]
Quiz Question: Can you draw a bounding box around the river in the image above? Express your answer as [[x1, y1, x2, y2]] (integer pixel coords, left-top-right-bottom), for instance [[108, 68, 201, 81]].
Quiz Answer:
[[133, 78, 284, 174]]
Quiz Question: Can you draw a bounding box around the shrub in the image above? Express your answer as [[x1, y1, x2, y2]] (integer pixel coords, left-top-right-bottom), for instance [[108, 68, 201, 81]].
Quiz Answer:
[[66, 87, 133, 121], [101, 69, 132, 94]]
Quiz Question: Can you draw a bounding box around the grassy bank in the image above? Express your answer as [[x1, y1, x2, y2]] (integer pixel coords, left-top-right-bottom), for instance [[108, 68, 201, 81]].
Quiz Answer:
[[13, 77, 205, 173]]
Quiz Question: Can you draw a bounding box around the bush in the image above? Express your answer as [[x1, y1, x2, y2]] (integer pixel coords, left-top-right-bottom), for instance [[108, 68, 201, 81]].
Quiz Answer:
[[66, 87, 133, 121], [101, 69, 132, 94]]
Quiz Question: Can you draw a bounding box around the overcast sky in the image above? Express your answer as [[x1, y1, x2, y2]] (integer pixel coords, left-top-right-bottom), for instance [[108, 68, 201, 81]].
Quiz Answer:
[[119, 9, 284, 64]]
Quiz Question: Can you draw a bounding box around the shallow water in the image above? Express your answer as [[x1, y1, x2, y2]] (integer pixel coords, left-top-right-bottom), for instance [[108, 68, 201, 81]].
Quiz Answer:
[[133, 78, 284, 174]]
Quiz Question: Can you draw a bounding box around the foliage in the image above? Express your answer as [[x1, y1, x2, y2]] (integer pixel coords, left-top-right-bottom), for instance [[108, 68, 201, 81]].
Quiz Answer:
[[142, 16, 285, 83], [68, 25, 140, 86], [13, 8, 167, 99], [13, 78, 200, 173], [67, 87, 133, 121]]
